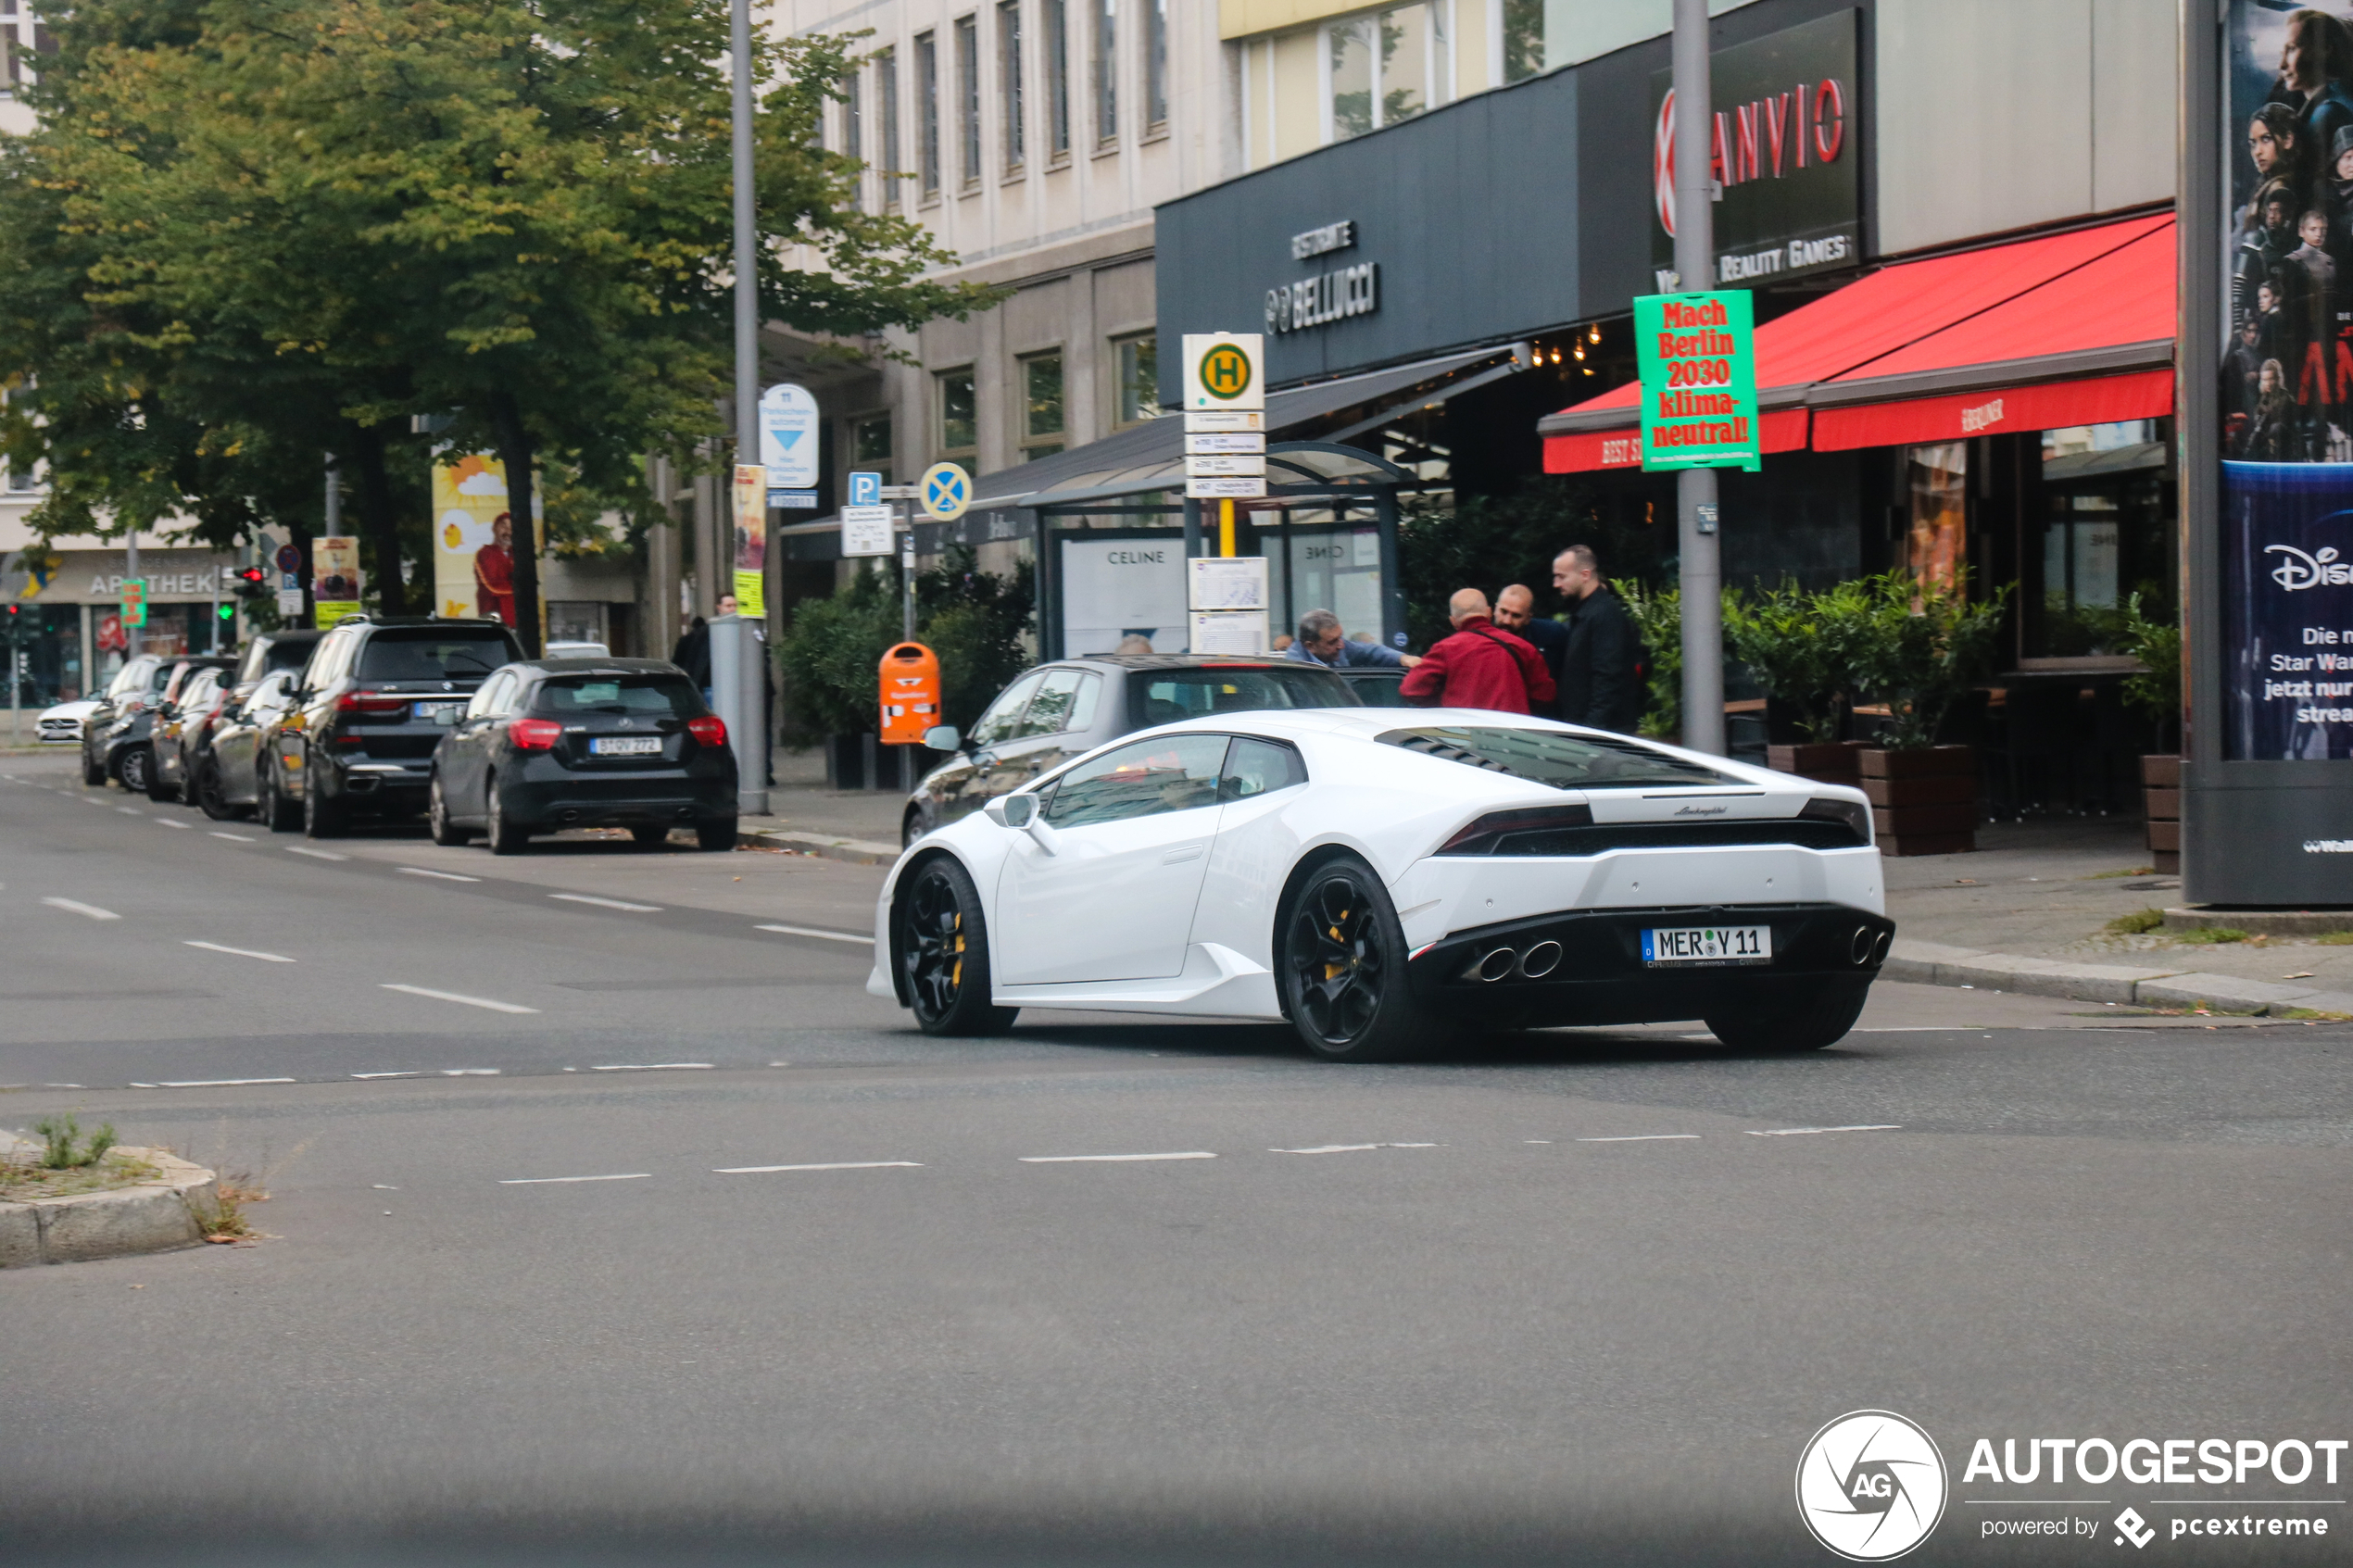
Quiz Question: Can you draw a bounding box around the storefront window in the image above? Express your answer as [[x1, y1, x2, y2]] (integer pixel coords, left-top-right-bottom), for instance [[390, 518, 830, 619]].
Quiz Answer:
[[2024, 420, 2175, 659], [1906, 442, 1968, 596]]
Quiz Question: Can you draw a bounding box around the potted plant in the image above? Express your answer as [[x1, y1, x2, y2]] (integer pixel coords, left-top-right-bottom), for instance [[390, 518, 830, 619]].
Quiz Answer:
[[1851, 571, 2007, 856], [1730, 577, 1873, 786], [1616, 582, 1683, 743], [2119, 591, 2183, 872]]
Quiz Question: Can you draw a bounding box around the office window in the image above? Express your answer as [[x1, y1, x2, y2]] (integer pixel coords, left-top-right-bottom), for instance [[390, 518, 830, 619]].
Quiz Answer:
[[1114, 333, 1158, 427], [1021, 352, 1064, 458], [1326, 5, 1446, 143], [853, 414, 893, 469], [955, 15, 981, 188], [937, 370, 977, 458], [843, 69, 864, 207], [1144, 0, 1166, 130], [878, 48, 901, 209], [1044, 0, 1071, 158], [1503, 0, 1543, 83], [999, 1, 1026, 171], [915, 32, 941, 198], [1092, 0, 1115, 144]]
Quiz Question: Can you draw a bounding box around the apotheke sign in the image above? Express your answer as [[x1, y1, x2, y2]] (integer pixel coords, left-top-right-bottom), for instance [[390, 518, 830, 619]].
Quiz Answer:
[[1266, 218, 1379, 335]]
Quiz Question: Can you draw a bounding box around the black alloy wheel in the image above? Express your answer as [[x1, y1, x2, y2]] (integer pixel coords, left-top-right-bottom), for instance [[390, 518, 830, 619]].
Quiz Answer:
[[896, 858, 1017, 1036], [428, 773, 472, 847], [1704, 985, 1869, 1052], [303, 766, 346, 839], [118, 745, 152, 796], [484, 778, 530, 856], [1279, 857, 1429, 1062], [696, 819, 737, 852], [82, 746, 106, 786], [196, 760, 241, 822]]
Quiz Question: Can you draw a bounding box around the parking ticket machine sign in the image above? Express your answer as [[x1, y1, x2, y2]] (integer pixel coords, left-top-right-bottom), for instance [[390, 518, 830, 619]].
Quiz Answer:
[[878, 641, 941, 745]]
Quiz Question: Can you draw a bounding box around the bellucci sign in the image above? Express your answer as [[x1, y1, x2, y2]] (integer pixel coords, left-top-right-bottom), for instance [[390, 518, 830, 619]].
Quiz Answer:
[[1632, 292, 1761, 471], [1650, 8, 1861, 292], [1265, 218, 1379, 335]]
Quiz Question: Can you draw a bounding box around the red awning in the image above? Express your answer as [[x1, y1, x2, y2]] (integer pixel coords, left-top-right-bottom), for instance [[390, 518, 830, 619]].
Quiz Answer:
[[1540, 212, 2175, 472]]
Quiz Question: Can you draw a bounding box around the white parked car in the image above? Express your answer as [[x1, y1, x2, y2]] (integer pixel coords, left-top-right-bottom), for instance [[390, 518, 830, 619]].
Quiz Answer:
[[868, 708, 1893, 1060], [35, 698, 98, 745]]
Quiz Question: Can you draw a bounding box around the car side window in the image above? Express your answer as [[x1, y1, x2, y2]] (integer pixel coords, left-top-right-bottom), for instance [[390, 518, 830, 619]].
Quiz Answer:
[[969, 671, 1045, 748], [1063, 672, 1103, 732], [1041, 734, 1229, 828], [468, 672, 512, 720], [1219, 737, 1308, 802], [1015, 669, 1086, 737]]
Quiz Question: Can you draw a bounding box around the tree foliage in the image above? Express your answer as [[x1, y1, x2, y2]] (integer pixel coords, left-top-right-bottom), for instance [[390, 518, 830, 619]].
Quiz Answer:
[[777, 547, 1034, 737]]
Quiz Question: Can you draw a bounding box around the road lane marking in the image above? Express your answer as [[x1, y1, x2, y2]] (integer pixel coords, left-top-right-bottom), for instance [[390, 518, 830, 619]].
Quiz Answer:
[[1270, 1142, 1441, 1154], [118, 807, 142, 816], [286, 847, 347, 860], [183, 940, 296, 963], [1745, 1124, 1902, 1137], [589, 1062, 713, 1072], [714, 1161, 923, 1173], [498, 1173, 651, 1185], [439, 1068, 501, 1076], [396, 866, 480, 882], [379, 984, 539, 1014], [550, 893, 664, 912], [209, 831, 256, 842], [156, 818, 190, 829], [1577, 1134, 1702, 1143], [42, 897, 120, 921], [1019, 1151, 1216, 1163], [754, 923, 875, 945], [155, 1076, 297, 1087], [351, 1071, 421, 1080]]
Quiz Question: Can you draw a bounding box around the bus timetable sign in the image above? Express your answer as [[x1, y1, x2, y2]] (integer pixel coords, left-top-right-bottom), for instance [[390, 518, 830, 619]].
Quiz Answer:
[[1632, 290, 1760, 472]]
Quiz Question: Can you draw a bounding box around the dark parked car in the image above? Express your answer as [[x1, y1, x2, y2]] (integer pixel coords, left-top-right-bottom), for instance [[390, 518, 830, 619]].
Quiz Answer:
[[149, 666, 233, 802], [79, 654, 167, 785], [1337, 666, 1411, 707], [231, 627, 323, 700], [900, 655, 1360, 844], [196, 669, 302, 822], [272, 617, 523, 837], [428, 658, 737, 854], [85, 655, 232, 794]]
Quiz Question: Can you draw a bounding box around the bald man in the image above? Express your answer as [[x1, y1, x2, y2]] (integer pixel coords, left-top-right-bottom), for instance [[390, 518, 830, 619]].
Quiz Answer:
[[1397, 588, 1556, 714], [1492, 583, 1567, 719]]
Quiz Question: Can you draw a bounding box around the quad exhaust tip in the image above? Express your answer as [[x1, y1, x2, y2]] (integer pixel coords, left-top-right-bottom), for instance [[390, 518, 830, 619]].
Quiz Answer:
[[1476, 947, 1517, 983], [1519, 940, 1563, 978]]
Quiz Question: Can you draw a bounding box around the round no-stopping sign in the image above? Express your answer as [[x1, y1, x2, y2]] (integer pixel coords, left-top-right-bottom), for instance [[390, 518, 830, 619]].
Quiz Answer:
[[920, 461, 972, 521]]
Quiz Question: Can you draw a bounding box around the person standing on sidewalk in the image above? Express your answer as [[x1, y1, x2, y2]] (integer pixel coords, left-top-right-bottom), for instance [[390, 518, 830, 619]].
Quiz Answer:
[[1398, 590, 1555, 714], [1552, 546, 1644, 734], [1492, 584, 1567, 719]]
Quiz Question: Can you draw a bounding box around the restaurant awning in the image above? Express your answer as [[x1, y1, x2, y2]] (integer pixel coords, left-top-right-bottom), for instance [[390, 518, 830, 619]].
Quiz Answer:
[[1539, 212, 2175, 471]]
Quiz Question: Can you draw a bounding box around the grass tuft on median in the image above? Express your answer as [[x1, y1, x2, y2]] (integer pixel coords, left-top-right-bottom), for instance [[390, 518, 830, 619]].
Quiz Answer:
[[2107, 908, 2166, 935]]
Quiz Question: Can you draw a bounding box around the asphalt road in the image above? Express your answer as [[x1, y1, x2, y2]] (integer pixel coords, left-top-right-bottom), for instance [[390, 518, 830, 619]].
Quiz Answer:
[[4, 752, 2348, 1568]]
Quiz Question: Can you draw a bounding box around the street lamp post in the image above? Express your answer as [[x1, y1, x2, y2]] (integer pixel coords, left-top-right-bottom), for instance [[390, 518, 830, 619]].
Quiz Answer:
[[728, 0, 768, 815], [1671, 0, 1725, 757]]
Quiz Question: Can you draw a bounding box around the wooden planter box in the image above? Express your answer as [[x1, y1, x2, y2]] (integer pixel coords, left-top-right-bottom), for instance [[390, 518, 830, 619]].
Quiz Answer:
[[1859, 746, 1977, 856], [2143, 754, 2181, 873], [1766, 740, 1868, 787]]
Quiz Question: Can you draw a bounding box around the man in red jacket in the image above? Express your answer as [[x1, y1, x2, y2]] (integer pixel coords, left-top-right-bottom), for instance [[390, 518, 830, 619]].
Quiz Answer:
[[1398, 589, 1558, 714]]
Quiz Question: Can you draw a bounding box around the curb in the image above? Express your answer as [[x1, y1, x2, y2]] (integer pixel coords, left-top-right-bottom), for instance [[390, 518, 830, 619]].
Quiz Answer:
[[1885, 939, 2353, 1017], [743, 827, 900, 867], [1, 1148, 220, 1267], [2161, 907, 2353, 937]]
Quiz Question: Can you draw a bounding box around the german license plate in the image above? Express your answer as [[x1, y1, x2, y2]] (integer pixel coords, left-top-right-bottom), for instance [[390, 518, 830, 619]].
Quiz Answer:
[[1642, 924, 1771, 967], [412, 701, 463, 721], [590, 735, 661, 757]]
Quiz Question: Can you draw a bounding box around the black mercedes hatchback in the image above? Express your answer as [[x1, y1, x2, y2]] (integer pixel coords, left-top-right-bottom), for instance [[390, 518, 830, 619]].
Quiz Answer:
[[427, 658, 737, 854]]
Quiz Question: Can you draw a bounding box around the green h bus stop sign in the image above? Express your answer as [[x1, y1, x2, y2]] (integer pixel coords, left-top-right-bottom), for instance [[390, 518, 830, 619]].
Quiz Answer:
[[1632, 290, 1760, 472]]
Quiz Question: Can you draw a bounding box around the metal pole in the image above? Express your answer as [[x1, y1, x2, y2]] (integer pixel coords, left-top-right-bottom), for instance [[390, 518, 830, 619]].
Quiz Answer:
[[1671, 0, 1724, 756], [730, 0, 767, 815], [123, 530, 139, 660], [900, 509, 916, 642]]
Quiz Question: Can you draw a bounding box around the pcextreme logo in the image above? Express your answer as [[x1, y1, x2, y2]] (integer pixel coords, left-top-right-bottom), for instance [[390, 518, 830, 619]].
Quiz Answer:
[[1796, 1411, 1949, 1561]]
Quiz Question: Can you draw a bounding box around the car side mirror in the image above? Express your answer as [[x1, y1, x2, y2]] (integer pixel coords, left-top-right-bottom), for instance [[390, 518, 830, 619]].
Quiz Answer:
[[923, 724, 962, 752], [984, 794, 1038, 830]]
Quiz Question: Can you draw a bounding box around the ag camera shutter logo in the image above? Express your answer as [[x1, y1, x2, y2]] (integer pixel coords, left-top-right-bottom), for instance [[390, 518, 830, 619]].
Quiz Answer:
[[1795, 1410, 1948, 1561]]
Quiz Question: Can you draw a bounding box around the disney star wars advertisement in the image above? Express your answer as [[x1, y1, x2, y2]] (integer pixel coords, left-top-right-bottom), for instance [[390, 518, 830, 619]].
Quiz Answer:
[[2222, 1, 2353, 757]]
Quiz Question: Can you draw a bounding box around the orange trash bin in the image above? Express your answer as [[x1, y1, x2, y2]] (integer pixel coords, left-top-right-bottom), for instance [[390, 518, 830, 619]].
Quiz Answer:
[[878, 642, 942, 745]]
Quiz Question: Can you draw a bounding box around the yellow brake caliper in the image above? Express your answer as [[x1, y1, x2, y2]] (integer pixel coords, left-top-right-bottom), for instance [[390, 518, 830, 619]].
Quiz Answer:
[[950, 911, 964, 988], [1325, 909, 1350, 980]]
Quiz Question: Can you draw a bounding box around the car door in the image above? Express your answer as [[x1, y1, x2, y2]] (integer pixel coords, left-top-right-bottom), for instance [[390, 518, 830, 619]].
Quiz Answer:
[[210, 678, 265, 802], [981, 668, 1105, 797], [933, 670, 1045, 822], [991, 733, 1231, 985], [444, 671, 515, 819]]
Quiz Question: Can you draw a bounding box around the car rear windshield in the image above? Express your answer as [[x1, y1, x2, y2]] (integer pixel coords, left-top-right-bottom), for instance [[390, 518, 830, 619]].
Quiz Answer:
[[356, 630, 518, 683], [1133, 665, 1356, 724], [530, 673, 703, 719], [1378, 726, 1741, 790], [264, 638, 319, 672]]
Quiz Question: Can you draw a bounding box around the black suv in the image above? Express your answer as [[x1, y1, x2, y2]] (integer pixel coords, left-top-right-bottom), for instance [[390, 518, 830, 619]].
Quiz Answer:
[[427, 658, 737, 853], [274, 617, 522, 837]]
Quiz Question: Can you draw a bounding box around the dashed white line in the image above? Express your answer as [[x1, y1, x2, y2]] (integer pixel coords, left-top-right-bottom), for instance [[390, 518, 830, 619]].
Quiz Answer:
[[286, 846, 347, 861], [1746, 1124, 1903, 1137], [498, 1173, 652, 1185], [753, 923, 875, 945], [155, 1076, 296, 1088], [551, 893, 663, 913], [439, 1068, 501, 1076], [41, 897, 120, 921], [1577, 1134, 1703, 1143], [155, 818, 190, 829], [589, 1062, 713, 1073], [118, 807, 142, 817], [396, 866, 480, 883], [378, 984, 539, 1014], [184, 940, 296, 963], [1019, 1151, 1217, 1163], [1270, 1142, 1441, 1154], [351, 1071, 422, 1080], [713, 1161, 923, 1173], [208, 831, 256, 843]]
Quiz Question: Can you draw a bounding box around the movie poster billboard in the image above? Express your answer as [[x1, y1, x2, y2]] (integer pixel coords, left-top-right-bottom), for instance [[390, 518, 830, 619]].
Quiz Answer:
[[2221, 2, 2353, 758], [429, 453, 540, 629]]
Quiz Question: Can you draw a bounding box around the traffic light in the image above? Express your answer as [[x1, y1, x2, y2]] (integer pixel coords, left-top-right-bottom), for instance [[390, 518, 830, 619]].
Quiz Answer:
[[218, 602, 235, 621], [231, 565, 269, 601]]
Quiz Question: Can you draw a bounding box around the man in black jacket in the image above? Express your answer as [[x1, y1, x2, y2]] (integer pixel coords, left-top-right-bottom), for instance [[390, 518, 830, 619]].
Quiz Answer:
[[1551, 545, 1644, 734]]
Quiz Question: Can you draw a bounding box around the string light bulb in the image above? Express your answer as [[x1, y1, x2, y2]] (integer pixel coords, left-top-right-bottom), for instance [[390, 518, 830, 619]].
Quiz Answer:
[[1588, 323, 1603, 344]]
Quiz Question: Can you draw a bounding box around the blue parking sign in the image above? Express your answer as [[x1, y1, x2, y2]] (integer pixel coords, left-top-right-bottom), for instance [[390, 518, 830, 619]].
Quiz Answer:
[[848, 470, 881, 508]]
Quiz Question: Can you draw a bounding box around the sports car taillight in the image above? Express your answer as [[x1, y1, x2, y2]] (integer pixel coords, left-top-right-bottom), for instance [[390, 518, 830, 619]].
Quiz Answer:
[[1798, 796, 1872, 846], [686, 716, 726, 747], [509, 718, 563, 751], [1435, 804, 1596, 856]]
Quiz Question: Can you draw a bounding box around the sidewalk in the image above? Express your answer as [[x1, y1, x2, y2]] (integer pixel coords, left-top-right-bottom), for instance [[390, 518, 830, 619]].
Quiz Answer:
[[737, 746, 906, 865]]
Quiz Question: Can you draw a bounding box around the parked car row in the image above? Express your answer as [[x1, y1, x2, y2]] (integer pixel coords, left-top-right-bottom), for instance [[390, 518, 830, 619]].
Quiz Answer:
[[57, 616, 741, 854]]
